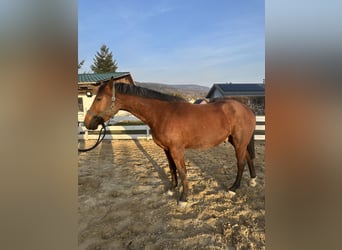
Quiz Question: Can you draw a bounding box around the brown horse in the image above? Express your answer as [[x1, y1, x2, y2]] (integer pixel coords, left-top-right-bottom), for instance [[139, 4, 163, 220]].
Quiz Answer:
[[84, 78, 257, 206]]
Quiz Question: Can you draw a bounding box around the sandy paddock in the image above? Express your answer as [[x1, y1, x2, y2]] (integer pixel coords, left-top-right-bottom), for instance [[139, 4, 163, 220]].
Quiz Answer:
[[78, 139, 265, 249]]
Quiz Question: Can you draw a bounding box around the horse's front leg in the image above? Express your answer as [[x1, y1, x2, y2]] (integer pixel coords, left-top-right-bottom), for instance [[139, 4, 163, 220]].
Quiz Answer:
[[169, 148, 188, 207], [164, 150, 178, 195]]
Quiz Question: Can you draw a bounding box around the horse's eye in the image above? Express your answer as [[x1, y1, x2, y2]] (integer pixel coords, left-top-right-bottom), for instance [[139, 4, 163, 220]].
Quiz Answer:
[[96, 97, 102, 101]]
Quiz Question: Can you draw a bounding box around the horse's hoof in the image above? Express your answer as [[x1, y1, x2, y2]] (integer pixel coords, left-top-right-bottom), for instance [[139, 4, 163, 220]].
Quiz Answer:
[[178, 201, 188, 208], [249, 177, 257, 187], [227, 190, 236, 197], [167, 190, 174, 196]]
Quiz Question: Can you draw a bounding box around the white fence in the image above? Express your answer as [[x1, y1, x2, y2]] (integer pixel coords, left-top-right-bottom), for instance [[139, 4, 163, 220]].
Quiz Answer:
[[78, 115, 265, 140], [255, 116, 265, 140]]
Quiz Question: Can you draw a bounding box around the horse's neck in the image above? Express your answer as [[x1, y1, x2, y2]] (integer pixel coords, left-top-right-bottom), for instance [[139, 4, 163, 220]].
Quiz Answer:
[[118, 95, 165, 127]]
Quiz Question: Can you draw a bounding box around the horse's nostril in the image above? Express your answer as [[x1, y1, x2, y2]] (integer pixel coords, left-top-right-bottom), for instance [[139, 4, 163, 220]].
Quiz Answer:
[[88, 118, 98, 130], [96, 116, 105, 125], [87, 116, 105, 130]]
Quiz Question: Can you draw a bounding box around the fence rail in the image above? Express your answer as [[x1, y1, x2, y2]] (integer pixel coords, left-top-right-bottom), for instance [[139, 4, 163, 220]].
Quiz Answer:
[[254, 116, 265, 140], [78, 115, 265, 140]]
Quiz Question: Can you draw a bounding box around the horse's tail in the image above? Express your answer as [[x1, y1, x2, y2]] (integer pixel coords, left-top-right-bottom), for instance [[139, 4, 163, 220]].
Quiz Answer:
[[247, 131, 255, 159]]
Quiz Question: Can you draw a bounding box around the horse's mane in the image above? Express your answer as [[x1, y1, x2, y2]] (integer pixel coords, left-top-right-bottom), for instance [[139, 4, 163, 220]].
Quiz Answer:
[[114, 82, 187, 102]]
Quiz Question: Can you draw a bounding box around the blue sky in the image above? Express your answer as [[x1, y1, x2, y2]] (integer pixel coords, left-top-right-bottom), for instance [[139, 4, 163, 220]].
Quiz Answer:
[[78, 0, 264, 86]]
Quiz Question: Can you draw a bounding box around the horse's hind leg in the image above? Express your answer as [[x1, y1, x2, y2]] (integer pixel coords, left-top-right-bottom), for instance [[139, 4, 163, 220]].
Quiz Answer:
[[246, 151, 257, 187], [246, 134, 257, 187], [228, 133, 251, 195], [228, 136, 245, 193], [229, 144, 247, 194], [164, 150, 178, 195], [229, 134, 257, 192]]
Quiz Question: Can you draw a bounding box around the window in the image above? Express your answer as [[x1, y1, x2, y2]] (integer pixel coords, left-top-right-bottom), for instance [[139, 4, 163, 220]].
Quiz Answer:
[[78, 97, 84, 112]]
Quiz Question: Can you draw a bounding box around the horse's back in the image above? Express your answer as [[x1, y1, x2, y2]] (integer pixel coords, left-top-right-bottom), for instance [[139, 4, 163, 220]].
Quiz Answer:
[[172, 100, 255, 133]]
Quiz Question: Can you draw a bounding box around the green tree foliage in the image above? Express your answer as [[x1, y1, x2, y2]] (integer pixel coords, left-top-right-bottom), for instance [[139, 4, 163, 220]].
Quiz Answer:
[[78, 60, 85, 69], [91, 44, 118, 73]]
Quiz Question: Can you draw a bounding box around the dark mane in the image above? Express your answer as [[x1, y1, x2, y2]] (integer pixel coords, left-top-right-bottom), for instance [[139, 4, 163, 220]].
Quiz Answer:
[[114, 83, 187, 102]]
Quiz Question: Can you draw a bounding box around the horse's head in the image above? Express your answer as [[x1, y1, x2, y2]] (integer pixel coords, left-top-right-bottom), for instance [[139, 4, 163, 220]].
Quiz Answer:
[[84, 77, 119, 130]]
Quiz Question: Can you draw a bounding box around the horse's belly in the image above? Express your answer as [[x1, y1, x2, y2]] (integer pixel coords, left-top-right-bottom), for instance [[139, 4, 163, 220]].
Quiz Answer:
[[151, 122, 229, 150], [185, 129, 229, 149]]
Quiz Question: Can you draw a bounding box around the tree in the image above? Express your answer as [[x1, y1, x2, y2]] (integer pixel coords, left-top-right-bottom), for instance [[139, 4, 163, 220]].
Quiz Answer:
[[91, 44, 118, 73], [78, 60, 85, 69]]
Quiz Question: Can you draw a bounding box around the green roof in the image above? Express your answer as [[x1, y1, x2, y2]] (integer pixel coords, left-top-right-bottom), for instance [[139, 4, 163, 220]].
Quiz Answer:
[[78, 72, 130, 83]]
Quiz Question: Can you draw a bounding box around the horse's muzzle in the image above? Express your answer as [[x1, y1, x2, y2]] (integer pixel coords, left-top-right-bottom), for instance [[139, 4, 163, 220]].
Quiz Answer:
[[87, 116, 105, 130]]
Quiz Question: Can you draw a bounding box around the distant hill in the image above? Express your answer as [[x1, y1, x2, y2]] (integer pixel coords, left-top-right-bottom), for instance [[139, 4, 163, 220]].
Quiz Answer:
[[135, 81, 210, 101]]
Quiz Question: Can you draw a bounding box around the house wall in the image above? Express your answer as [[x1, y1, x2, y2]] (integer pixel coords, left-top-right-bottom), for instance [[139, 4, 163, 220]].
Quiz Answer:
[[206, 86, 265, 115], [78, 94, 95, 122], [212, 89, 223, 98], [78, 94, 130, 122], [222, 96, 264, 115]]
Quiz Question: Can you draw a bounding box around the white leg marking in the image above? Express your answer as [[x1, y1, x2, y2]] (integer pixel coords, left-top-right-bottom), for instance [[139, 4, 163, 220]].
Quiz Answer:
[[178, 201, 188, 208], [228, 190, 236, 197], [249, 177, 257, 187], [167, 190, 174, 196]]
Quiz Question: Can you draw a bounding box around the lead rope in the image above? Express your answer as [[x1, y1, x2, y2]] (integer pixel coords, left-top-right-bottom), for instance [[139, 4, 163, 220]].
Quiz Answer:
[[78, 81, 115, 153], [78, 123, 106, 152]]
